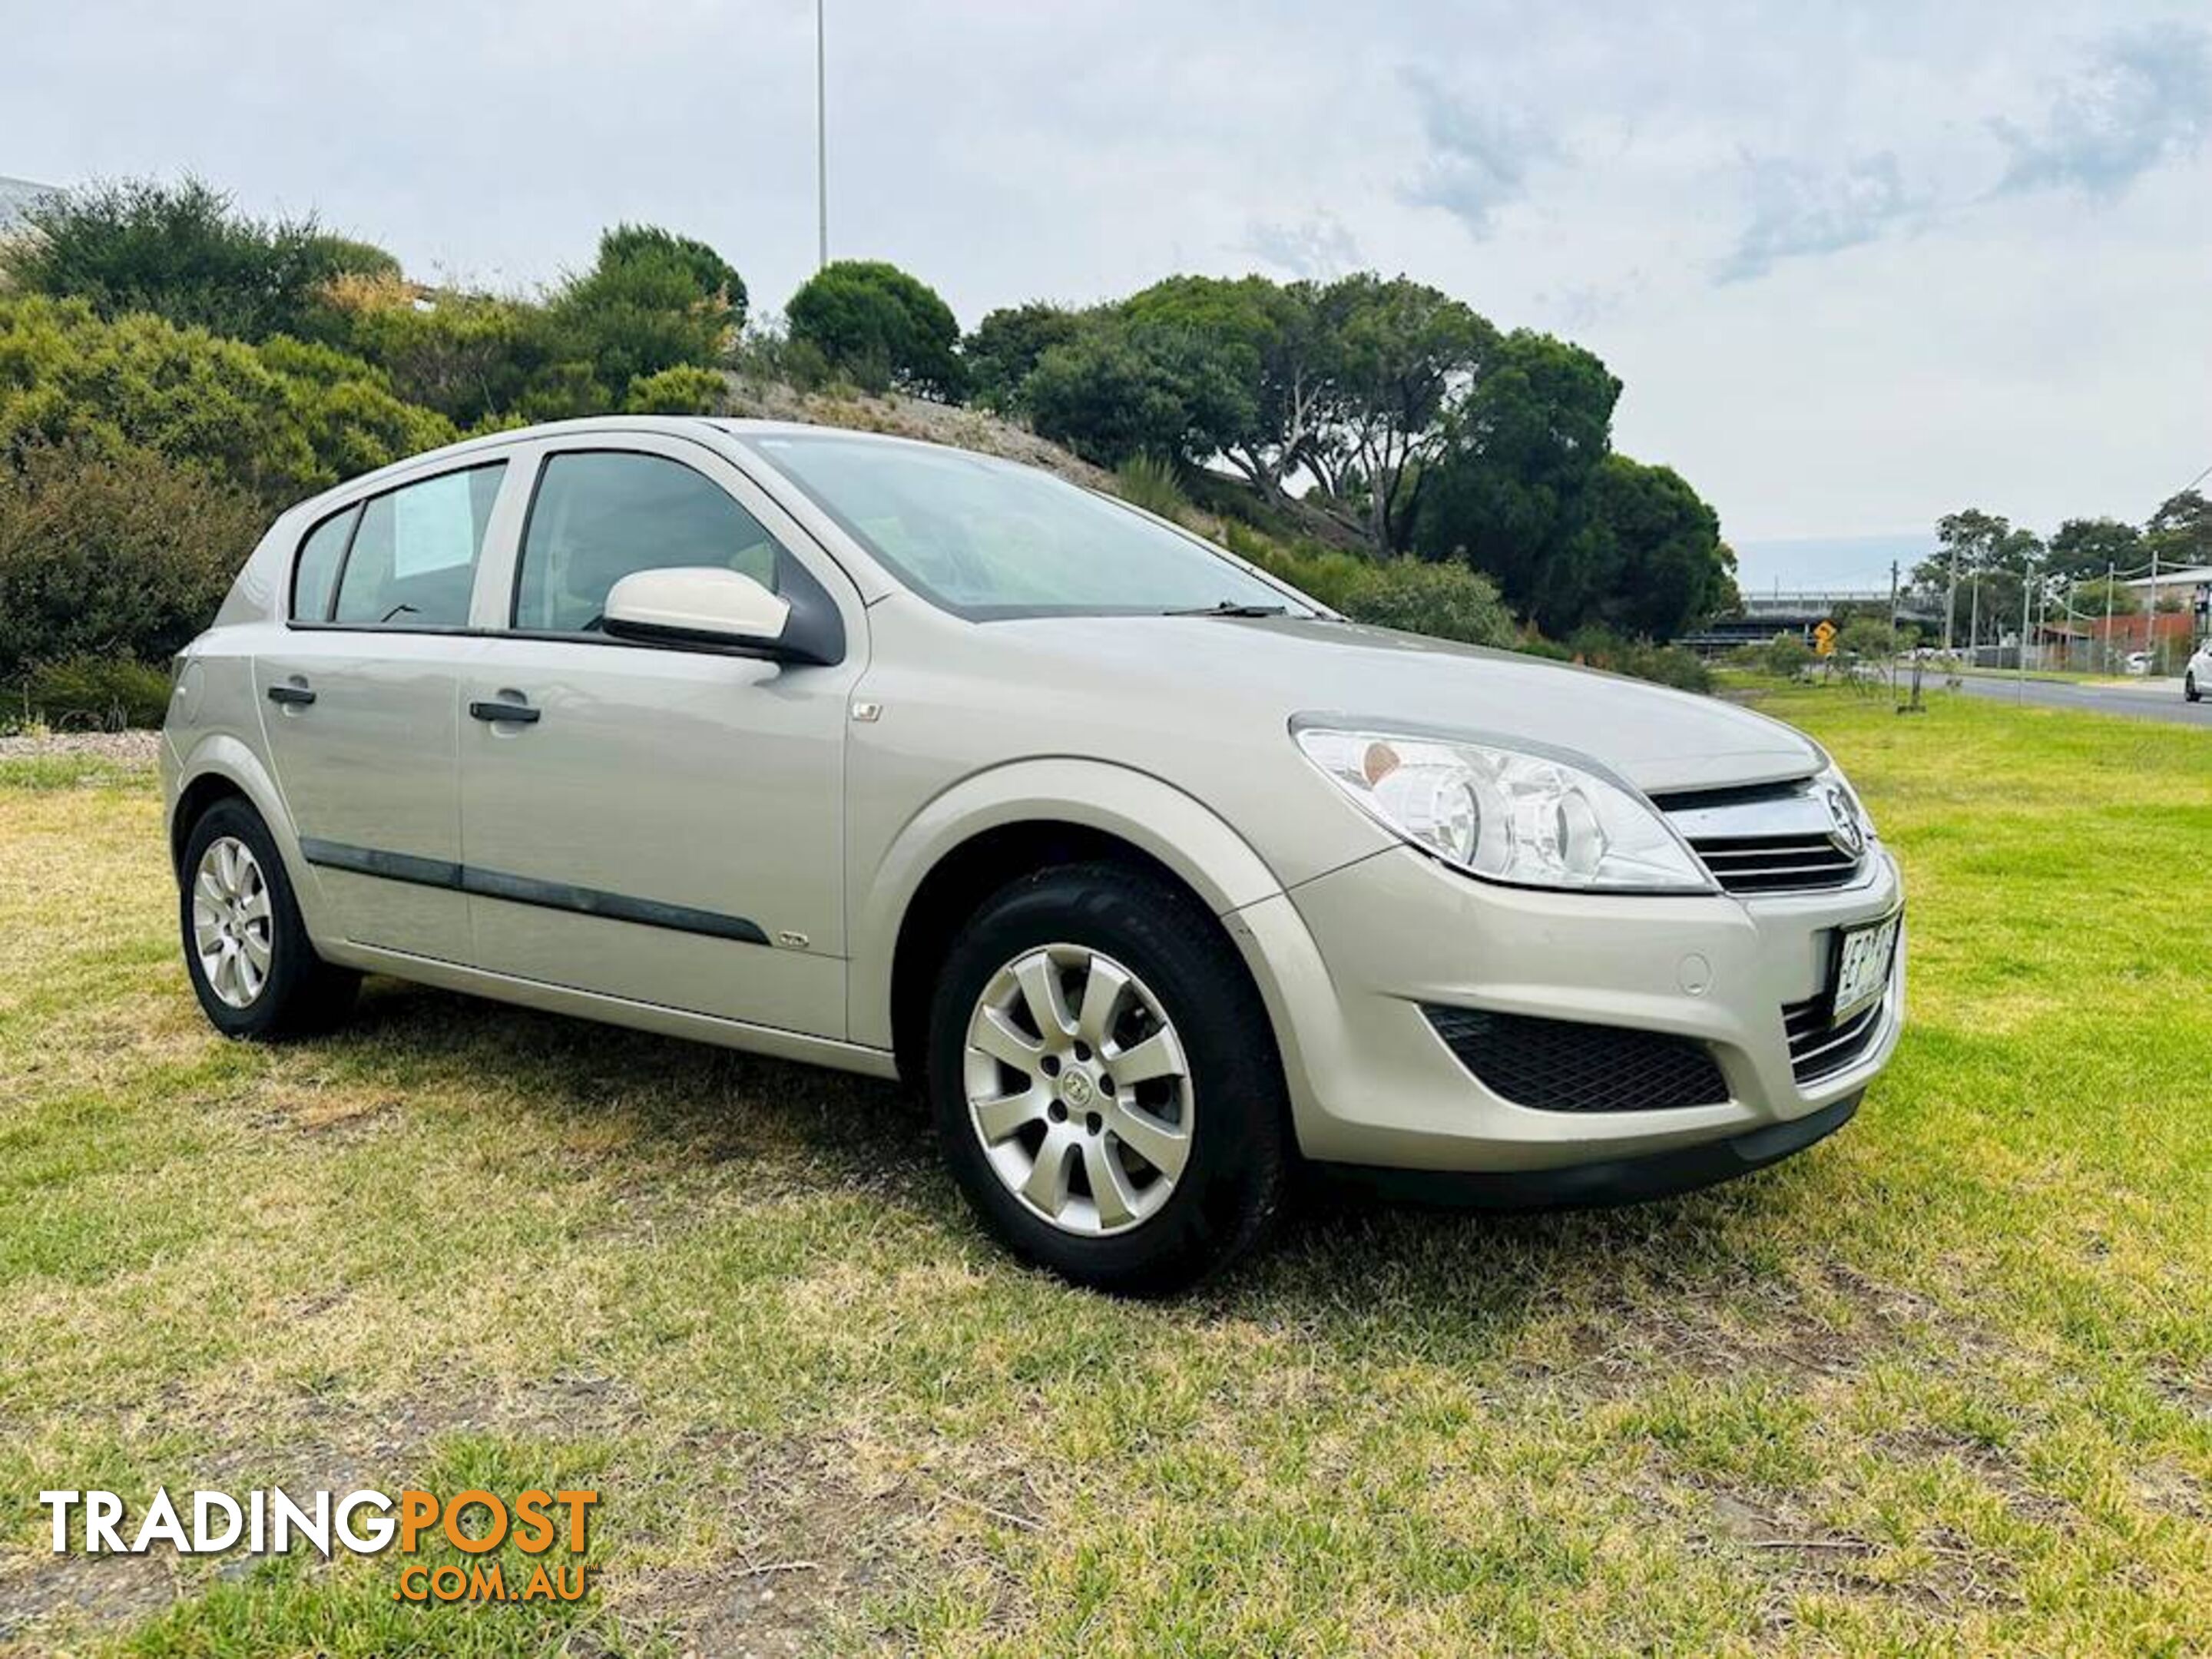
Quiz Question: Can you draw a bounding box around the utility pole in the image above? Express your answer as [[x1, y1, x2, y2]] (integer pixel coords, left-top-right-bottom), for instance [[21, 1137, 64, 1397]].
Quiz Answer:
[[2145, 541, 2159, 671], [1888, 559, 1901, 708], [2103, 561, 2115, 673], [2018, 559, 2032, 698], [1969, 575, 1980, 667], [816, 0, 829, 271], [1942, 541, 1958, 656]]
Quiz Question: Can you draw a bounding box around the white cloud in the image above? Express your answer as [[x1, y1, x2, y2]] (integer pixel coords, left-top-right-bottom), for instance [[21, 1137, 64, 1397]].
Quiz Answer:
[[3, 0, 2205, 543]]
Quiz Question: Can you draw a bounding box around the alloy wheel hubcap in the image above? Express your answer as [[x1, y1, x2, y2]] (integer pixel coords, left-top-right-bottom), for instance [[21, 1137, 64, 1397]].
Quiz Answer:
[[962, 943, 1192, 1237], [192, 836, 273, 1008]]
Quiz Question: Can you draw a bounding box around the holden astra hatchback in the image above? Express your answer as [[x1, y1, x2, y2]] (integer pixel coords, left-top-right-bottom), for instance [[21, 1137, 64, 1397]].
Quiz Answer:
[[164, 418, 1904, 1292]]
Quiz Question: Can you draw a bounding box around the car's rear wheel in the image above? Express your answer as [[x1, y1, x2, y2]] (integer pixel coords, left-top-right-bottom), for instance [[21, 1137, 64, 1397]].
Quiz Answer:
[[926, 862, 1291, 1295], [180, 798, 358, 1039], [2187, 671, 2200, 703]]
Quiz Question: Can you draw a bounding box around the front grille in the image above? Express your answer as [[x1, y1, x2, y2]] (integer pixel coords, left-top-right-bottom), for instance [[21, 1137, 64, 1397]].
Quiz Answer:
[[1783, 993, 1886, 1083], [1653, 779, 1866, 896], [1423, 1005, 1730, 1113], [1687, 833, 1862, 894]]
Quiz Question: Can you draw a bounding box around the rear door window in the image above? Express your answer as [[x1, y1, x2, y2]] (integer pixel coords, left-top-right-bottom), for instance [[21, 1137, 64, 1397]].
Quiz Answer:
[[329, 463, 505, 628]]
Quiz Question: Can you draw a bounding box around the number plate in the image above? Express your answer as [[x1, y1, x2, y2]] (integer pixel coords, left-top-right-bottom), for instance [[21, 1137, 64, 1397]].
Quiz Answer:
[[1831, 912, 1899, 1022]]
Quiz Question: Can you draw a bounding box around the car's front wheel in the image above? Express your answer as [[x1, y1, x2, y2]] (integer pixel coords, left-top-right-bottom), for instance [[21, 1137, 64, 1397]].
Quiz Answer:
[[180, 798, 359, 1039], [926, 863, 1290, 1295], [2187, 671, 2200, 703]]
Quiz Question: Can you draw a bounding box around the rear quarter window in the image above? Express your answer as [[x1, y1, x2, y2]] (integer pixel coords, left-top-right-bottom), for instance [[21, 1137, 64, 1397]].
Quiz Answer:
[[290, 506, 359, 623]]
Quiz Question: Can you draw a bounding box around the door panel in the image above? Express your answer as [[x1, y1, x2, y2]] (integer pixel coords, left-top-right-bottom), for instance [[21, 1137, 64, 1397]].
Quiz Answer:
[[458, 636, 856, 1035], [254, 631, 469, 958]]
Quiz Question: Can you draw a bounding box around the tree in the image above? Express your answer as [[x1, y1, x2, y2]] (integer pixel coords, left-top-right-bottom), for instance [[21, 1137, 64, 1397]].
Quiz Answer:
[[1022, 320, 1255, 468], [964, 302, 1084, 410], [1119, 275, 1336, 495], [1318, 274, 1497, 551], [4, 176, 397, 343], [785, 260, 964, 399], [2144, 488, 2212, 568], [1556, 455, 1732, 640], [1409, 329, 1620, 621], [2045, 515, 2141, 582], [1915, 510, 2044, 647], [2067, 574, 2141, 618]]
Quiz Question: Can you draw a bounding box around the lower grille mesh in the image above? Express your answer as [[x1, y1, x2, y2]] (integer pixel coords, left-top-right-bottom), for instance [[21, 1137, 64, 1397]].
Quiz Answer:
[[1423, 1005, 1730, 1113]]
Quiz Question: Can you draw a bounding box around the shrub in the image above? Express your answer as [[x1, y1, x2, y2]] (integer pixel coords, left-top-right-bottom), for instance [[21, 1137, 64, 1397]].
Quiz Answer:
[[595, 225, 746, 333], [0, 294, 455, 505], [0, 443, 260, 677], [1561, 626, 1714, 692], [1761, 632, 1816, 680], [21, 655, 174, 730], [785, 260, 964, 399], [317, 282, 562, 427], [3, 176, 397, 343], [1110, 454, 1192, 522], [547, 225, 743, 394], [1337, 558, 1518, 648], [624, 364, 727, 415]]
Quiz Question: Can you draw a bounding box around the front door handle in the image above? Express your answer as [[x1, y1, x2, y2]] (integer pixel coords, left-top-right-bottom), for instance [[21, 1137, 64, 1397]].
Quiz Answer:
[[266, 683, 316, 707], [469, 699, 541, 725]]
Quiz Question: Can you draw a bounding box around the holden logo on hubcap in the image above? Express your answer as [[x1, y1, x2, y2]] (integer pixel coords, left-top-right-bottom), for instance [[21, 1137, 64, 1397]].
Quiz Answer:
[[1823, 786, 1865, 856], [1061, 1071, 1095, 1109]]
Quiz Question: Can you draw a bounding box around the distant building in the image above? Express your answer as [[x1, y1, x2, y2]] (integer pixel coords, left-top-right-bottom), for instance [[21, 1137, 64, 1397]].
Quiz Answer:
[[0, 175, 57, 233], [2120, 565, 2212, 611]]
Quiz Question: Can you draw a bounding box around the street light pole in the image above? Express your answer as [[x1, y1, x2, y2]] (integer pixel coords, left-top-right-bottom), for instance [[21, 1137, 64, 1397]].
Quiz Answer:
[[816, 0, 828, 271]]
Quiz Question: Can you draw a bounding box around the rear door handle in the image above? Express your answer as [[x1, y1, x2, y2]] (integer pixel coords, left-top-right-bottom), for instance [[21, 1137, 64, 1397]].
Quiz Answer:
[[266, 684, 316, 707], [469, 699, 541, 725]]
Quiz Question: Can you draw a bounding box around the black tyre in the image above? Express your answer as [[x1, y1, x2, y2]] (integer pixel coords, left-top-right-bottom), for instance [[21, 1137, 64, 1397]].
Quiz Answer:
[[926, 862, 1291, 1295], [2187, 672, 2200, 703], [180, 798, 359, 1040]]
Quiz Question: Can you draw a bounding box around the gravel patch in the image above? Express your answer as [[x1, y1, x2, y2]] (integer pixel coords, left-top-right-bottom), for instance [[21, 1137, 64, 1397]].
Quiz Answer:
[[0, 730, 163, 764]]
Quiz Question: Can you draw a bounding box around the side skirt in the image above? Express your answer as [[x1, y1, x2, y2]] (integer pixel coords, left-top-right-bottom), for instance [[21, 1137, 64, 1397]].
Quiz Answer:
[[328, 941, 902, 1081]]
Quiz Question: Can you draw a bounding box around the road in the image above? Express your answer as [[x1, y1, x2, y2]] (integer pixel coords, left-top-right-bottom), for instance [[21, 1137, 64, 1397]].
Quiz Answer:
[[1942, 673, 2211, 728]]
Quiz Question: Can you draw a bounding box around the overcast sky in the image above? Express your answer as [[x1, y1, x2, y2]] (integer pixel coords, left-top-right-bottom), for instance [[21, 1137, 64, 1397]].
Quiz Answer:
[[8, 2, 2208, 580]]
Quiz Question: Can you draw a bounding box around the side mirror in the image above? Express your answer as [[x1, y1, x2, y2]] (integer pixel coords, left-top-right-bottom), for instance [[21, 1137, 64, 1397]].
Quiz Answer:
[[602, 567, 793, 654]]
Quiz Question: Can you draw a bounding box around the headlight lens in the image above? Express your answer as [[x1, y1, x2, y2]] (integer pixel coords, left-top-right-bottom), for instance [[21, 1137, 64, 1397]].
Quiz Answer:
[[1295, 726, 1713, 892]]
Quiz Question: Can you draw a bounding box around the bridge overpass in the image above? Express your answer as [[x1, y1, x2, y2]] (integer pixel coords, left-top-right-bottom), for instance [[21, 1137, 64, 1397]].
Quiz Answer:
[[1679, 588, 1942, 655]]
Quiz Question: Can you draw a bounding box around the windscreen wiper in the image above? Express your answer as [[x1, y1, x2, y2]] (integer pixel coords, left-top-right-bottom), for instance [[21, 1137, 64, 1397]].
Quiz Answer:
[[1163, 601, 1288, 618]]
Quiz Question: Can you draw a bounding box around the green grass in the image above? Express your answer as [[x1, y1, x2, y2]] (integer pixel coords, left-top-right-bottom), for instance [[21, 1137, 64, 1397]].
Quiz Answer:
[[0, 687, 2207, 1655]]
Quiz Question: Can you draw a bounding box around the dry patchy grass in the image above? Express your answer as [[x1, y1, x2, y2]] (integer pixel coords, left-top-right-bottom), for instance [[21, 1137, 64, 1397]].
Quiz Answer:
[[0, 690, 2207, 1655]]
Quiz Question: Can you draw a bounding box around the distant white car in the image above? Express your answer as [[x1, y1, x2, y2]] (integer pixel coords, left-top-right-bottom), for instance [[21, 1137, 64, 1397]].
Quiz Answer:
[[2123, 651, 2154, 677], [2186, 639, 2208, 702]]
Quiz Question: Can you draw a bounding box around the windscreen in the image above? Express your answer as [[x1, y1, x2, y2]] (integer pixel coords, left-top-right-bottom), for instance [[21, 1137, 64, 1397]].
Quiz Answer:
[[747, 433, 1316, 619]]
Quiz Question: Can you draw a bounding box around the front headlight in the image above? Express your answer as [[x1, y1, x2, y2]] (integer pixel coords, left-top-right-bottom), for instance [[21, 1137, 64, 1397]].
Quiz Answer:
[[1294, 724, 1714, 893]]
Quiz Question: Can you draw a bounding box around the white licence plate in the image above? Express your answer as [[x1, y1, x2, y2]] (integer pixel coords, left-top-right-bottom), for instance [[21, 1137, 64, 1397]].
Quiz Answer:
[[1832, 912, 1900, 1022]]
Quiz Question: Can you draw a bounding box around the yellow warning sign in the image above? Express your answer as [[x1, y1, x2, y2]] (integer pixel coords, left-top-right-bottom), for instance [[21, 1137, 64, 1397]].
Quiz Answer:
[[1813, 620, 1838, 657]]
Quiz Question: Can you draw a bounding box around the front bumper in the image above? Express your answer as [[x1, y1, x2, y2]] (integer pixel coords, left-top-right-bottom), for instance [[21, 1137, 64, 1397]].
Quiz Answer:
[[1223, 842, 1904, 1177]]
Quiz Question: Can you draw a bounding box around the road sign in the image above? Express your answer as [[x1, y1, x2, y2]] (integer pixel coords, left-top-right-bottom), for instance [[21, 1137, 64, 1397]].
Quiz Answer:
[[1813, 619, 1838, 657]]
